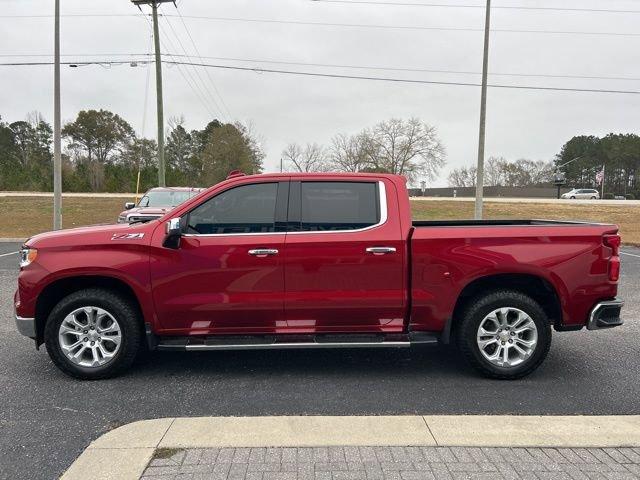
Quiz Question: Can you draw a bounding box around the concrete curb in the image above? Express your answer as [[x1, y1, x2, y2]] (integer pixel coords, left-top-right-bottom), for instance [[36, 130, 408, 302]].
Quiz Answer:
[[0, 192, 135, 198], [61, 415, 640, 479]]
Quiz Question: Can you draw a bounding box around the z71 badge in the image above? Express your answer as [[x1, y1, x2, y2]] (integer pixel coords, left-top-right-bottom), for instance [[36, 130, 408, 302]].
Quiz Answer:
[[111, 233, 145, 240]]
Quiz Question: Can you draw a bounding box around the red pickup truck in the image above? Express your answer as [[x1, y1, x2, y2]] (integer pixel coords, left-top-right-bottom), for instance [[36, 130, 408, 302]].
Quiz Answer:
[[15, 173, 624, 380]]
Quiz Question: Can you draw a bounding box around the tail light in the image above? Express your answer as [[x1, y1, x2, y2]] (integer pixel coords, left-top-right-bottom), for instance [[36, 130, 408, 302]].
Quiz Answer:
[[604, 234, 621, 256], [603, 234, 621, 282], [609, 257, 621, 282]]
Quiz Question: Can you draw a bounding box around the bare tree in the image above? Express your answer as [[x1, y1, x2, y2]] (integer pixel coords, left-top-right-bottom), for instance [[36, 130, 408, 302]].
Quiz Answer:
[[366, 118, 446, 183], [449, 158, 556, 188], [284, 117, 446, 183], [485, 156, 507, 186], [329, 133, 372, 172], [523, 159, 555, 185], [448, 166, 477, 187], [282, 142, 330, 172]]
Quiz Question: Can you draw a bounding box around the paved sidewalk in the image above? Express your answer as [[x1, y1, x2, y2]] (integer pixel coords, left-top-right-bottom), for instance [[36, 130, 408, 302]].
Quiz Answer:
[[60, 416, 640, 480], [142, 445, 640, 479]]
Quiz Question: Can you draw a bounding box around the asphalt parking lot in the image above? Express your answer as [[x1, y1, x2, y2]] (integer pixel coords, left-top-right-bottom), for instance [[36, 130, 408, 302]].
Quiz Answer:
[[0, 242, 639, 480]]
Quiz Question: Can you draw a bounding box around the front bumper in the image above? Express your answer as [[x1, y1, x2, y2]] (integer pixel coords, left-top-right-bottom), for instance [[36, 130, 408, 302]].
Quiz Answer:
[[587, 298, 624, 330], [15, 312, 36, 338]]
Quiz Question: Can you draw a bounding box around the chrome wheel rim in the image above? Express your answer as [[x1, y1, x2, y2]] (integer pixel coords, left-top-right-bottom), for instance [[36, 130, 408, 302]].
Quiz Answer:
[[58, 306, 122, 368], [476, 307, 538, 368]]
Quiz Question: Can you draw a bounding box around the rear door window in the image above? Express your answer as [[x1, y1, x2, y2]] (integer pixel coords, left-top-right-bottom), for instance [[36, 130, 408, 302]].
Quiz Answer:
[[294, 181, 380, 231]]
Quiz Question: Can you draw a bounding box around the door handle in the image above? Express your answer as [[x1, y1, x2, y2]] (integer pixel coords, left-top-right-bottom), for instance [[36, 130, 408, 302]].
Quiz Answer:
[[366, 247, 397, 255], [248, 249, 279, 257]]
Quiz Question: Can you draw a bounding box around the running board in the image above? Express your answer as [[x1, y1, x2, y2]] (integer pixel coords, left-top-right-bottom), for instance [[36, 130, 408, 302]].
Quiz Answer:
[[155, 332, 439, 352]]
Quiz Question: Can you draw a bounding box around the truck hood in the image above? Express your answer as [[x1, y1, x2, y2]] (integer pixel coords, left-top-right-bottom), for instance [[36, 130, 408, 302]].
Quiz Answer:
[[26, 222, 155, 249]]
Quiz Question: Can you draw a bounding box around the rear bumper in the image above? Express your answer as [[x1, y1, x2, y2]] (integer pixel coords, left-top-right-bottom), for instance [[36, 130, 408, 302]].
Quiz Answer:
[[587, 298, 624, 330], [15, 312, 36, 338]]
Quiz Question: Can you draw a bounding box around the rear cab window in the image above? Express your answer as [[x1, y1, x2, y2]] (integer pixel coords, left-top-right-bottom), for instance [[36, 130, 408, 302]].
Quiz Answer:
[[290, 181, 381, 232]]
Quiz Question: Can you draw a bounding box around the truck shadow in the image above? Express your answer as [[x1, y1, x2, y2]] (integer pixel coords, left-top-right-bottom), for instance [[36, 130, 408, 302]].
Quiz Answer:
[[135, 345, 491, 380]]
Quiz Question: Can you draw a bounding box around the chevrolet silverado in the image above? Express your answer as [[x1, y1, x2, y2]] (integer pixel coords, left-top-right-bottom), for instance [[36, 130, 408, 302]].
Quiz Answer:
[[15, 172, 624, 380]]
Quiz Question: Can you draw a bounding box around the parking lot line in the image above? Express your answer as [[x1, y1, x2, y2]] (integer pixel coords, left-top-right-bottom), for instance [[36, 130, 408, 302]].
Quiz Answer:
[[0, 251, 18, 257], [621, 251, 640, 258]]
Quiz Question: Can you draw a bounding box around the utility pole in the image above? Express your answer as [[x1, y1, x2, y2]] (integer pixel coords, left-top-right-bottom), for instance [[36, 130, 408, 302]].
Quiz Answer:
[[474, 0, 491, 220], [132, 0, 174, 187], [53, 0, 62, 230]]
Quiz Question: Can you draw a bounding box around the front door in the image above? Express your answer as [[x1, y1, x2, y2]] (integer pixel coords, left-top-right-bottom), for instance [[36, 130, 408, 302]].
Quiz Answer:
[[150, 181, 288, 335], [283, 179, 406, 333]]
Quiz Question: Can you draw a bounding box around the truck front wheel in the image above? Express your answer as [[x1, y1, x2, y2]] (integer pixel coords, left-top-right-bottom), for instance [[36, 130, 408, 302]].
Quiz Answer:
[[456, 290, 552, 379], [44, 288, 142, 380]]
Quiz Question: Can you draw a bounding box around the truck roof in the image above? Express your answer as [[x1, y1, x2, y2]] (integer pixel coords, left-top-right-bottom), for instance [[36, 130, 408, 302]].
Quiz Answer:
[[226, 172, 408, 182]]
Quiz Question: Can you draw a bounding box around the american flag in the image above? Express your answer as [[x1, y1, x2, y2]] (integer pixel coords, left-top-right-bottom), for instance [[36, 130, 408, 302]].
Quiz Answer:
[[596, 167, 605, 185]]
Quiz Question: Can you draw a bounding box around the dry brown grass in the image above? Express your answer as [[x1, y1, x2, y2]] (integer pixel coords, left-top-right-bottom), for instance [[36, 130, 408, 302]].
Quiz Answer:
[[0, 197, 127, 238], [1, 196, 638, 245], [411, 200, 640, 245]]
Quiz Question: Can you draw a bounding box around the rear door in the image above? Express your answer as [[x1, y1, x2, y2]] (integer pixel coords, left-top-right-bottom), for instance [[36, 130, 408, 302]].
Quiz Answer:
[[283, 178, 406, 333]]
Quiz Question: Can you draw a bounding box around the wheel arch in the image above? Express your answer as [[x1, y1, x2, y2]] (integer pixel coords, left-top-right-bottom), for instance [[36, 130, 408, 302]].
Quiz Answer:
[[34, 275, 144, 348], [448, 273, 563, 341]]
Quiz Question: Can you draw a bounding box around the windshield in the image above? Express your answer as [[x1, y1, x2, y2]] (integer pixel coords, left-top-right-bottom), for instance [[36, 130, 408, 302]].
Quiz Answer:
[[137, 190, 195, 208]]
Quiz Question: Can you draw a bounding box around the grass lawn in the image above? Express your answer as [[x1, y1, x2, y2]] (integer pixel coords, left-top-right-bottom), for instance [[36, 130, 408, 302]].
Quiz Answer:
[[1, 196, 638, 244], [0, 197, 128, 238], [411, 200, 640, 245]]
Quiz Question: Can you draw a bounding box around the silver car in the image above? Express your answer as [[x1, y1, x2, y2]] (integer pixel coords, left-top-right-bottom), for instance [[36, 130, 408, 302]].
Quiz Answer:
[[561, 188, 600, 200]]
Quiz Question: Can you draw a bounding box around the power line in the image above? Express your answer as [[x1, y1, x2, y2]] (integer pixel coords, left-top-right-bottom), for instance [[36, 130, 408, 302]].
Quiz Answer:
[[4, 58, 640, 86], [163, 60, 640, 95], [158, 54, 640, 82], [161, 14, 226, 119], [0, 53, 153, 58], [140, 12, 217, 120], [174, 6, 233, 120], [309, 0, 640, 14], [165, 14, 640, 38], [0, 60, 146, 66], [2, 13, 640, 38], [0, 14, 144, 18]]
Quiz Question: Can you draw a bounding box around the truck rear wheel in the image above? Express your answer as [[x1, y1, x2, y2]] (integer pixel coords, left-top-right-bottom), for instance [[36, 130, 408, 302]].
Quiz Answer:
[[44, 288, 142, 380], [456, 290, 551, 379]]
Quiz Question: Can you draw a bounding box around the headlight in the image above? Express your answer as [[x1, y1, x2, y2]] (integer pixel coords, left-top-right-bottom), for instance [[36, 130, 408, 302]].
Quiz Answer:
[[19, 248, 38, 268], [117, 215, 127, 224]]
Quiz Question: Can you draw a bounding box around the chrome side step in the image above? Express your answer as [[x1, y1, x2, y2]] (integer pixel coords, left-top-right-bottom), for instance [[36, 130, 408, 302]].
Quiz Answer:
[[180, 341, 410, 351], [155, 332, 438, 352]]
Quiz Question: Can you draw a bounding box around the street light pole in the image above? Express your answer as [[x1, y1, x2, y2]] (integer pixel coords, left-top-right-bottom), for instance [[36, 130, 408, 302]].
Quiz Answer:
[[53, 0, 62, 230], [474, 0, 491, 220]]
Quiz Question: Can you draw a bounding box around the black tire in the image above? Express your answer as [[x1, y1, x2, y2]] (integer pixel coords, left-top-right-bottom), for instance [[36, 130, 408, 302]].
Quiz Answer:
[[44, 288, 142, 380], [591, 196, 597, 200], [456, 290, 551, 380], [570, 196, 576, 199]]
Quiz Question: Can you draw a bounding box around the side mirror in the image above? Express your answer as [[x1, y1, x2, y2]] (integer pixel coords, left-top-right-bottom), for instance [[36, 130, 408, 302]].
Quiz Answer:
[[125, 202, 135, 210], [163, 217, 183, 249]]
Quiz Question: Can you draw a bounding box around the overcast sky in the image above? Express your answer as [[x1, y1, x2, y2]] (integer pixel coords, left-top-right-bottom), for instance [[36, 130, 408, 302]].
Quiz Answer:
[[1, 0, 639, 186]]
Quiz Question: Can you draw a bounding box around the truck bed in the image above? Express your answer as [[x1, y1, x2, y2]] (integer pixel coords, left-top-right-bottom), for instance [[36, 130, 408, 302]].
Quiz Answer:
[[408, 219, 619, 334], [412, 219, 607, 227]]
